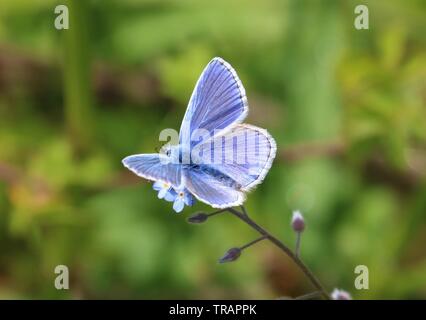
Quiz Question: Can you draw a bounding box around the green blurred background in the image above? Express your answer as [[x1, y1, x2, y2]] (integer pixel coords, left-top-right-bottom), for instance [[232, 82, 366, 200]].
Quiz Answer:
[[0, 0, 425, 299]]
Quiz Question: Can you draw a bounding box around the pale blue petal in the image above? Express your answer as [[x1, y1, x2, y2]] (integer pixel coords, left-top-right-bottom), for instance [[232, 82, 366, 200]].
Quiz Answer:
[[184, 192, 194, 206], [158, 188, 168, 199], [164, 189, 177, 202], [173, 199, 185, 213], [153, 181, 163, 191]]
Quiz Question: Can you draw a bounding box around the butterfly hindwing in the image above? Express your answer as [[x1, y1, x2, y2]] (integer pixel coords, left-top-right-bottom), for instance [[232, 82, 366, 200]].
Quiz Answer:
[[192, 124, 276, 192], [183, 166, 245, 209]]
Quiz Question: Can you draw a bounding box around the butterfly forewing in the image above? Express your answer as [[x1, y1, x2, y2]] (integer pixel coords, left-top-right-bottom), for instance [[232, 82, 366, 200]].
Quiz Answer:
[[122, 154, 182, 188], [179, 57, 248, 151]]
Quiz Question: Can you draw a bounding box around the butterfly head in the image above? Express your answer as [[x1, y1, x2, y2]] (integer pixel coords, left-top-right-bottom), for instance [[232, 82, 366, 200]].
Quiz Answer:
[[161, 144, 191, 165], [159, 144, 178, 162]]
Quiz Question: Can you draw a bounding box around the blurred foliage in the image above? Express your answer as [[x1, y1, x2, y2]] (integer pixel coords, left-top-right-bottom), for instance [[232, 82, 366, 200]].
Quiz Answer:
[[0, 0, 425, 299]]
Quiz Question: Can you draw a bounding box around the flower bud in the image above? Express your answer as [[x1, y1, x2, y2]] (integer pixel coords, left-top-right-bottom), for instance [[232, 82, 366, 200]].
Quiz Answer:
[[187, 212, 209, 224], [291, 210, 305, 233], [218, 247, 241, 263], [331, 289, 352, 300]]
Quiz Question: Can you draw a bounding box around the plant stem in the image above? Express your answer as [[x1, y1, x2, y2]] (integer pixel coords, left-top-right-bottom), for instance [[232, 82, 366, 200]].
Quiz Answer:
[[226, 207, 331, 300], [295, 291, 323, 300], [208, 209, 227, 217], [240, 235, 267, 250], [295, 231, 302, 258]]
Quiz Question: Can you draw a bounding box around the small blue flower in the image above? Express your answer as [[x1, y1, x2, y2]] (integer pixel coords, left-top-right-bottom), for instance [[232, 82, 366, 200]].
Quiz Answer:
[[153, 181, 177, 202], [172, 189, 194, 213], [153, 181, 195, 212]]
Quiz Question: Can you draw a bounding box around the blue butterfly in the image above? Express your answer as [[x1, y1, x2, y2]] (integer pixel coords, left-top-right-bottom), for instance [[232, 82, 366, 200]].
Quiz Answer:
[[122, 57, 276, 213]]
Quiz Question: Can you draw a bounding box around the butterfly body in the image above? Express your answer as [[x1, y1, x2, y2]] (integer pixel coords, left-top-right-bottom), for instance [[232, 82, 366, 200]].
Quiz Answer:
[[123, 57, 276, 212], [186, 164, 242, 189]]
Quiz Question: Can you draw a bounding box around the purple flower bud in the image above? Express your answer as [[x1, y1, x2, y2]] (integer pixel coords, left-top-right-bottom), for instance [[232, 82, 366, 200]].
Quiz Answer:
[[291, 210, 305, 233], [218, 247, 241, 263], [187, 212, 209, 224], [331, 289, 352, 300]]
